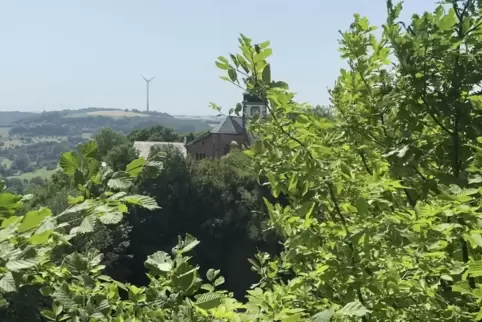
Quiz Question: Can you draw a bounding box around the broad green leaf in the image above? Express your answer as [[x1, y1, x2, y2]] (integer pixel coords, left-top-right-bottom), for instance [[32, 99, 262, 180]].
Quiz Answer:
[[107, 171, 133, 190], [126, 158, 146, 177], [52, 301, 63, 316], [195, 292, 223, 310], [311, 309, 333, 322], [60, 151, 80, 175], [99, 213, 123, 225], [29, 230, 53, 245], [254, 48, 272, 62], [121, 195, 159, 210], [465, 233, 482, 249], [19, 208, 51, 233], [469, 174, 482, 184], [439, 8, 457, 30], [80, 141, 98, 158], [77, 215, 96, 234], [288, 174, 298, 192], [67, 195, 84, 205], [201, 284, 215, 292], [336, 301, 370, 317], [53, 283, 77, 307], [228, 69, 237, 82], [214, 276, 225, 287], [0, 192, 23, 218], [40, 310, 56, 321], [258, 40, 270, 49], [0, 272, 17, 292], [215, 61, 230, 70], [355, 197, 370, 215], [178, 233, 200, 254], [40, 286, 53, 296], [468, 260, 482, 277], [6, 258, 39, 271], [452, 281, 472, 295], [207, 269, 220, 282], [172, 263, 197, 292], [145, 251, 172, 273], [64, 253, 89, 274], [1, 215, 21, 228], [282, 314, 303, 322]]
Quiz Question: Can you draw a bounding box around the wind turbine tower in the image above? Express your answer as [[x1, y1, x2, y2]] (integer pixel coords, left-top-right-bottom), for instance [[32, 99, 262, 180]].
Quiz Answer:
[[141, 75, 155, 112]]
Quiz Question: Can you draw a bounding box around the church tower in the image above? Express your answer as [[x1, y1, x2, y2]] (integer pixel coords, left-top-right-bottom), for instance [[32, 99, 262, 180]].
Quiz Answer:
[[241, 92, 268, 145], [242, 92, 267, 126]]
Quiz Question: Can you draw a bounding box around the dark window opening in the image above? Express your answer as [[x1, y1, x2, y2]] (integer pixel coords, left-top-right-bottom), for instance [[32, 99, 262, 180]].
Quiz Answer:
[[195, 152, 206, 160]]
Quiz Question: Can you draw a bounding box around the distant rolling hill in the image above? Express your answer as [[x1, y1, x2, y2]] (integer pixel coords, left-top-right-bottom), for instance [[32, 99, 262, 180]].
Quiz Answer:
[[0, 111, 37, 126], [2, 108, 212, 136]]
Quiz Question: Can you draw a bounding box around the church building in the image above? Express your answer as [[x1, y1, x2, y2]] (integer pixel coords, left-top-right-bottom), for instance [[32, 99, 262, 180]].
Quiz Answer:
[[185, 92, 267, 160]]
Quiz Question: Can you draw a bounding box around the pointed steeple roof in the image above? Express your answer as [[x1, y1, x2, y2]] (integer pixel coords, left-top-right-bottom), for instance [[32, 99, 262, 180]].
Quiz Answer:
[[210, 116, 244, 134]]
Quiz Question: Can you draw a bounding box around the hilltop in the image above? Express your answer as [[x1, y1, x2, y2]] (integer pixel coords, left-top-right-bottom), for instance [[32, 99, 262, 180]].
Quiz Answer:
[[0, 111, 37, 126], [3, 107, 217, 136]]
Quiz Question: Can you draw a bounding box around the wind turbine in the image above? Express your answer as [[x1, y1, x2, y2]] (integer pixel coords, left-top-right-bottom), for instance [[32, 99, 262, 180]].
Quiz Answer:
[[141, 75, 155, 112]]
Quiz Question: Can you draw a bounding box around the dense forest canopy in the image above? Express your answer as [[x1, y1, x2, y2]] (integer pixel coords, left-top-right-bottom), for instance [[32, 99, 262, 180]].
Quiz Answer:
[[2, 0, 482, 321]]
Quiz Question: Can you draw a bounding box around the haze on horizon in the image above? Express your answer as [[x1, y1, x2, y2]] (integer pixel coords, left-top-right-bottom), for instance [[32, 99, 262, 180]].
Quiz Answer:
[[0, 0, 434, 115]]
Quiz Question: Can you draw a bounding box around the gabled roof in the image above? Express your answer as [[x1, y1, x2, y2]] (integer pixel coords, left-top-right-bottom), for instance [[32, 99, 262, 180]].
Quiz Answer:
[[210, 116, 244, 134], [133, 141, 187, 158], [186, 116, 245, 146]]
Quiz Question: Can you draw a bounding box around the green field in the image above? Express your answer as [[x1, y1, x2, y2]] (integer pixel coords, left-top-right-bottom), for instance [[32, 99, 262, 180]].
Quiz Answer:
[[0, 135, 67, 149], [82, 132, 93, 139], [8, 167, 58, 180]]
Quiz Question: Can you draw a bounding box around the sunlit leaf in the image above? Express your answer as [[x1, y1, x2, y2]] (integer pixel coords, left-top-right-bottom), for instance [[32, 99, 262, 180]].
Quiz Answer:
[[99, 213, 123, 225], [19, 208, 51, 233], [336, 301, 370, 317], [60, 151, 80, 176], [121, 195, 159, 210], [126, 158, 146, 177], [0, 272, 17, 292], [195, 292, 223, 310]]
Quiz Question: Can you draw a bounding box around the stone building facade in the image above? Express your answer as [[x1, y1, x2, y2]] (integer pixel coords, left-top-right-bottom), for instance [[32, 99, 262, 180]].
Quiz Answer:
[[185, 116, 247, 160], [186, 92, 268, 160]]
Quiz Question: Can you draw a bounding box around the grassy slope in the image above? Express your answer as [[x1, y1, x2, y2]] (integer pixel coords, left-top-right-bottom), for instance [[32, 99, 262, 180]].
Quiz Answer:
[[8, 167, 58, 180]]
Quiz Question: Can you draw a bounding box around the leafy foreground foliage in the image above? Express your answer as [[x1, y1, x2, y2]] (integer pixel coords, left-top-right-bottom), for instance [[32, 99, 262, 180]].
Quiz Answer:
[[0, 141, 235, 321], [5, 0, 482, 320], [213, 0, 482, 320], [0, 142, 359, 321]]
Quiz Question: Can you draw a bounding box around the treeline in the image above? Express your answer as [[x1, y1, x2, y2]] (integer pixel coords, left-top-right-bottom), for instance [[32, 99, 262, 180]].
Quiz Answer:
[[0, 141, 72, 175]]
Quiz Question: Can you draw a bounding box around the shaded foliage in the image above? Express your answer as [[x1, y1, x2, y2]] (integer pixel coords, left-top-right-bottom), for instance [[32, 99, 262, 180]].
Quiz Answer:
[[127, 147, 278, 299]]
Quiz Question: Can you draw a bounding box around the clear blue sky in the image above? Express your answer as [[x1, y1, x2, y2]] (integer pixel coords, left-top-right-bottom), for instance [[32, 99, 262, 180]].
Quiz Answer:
[[0, 0, 434, 115]]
